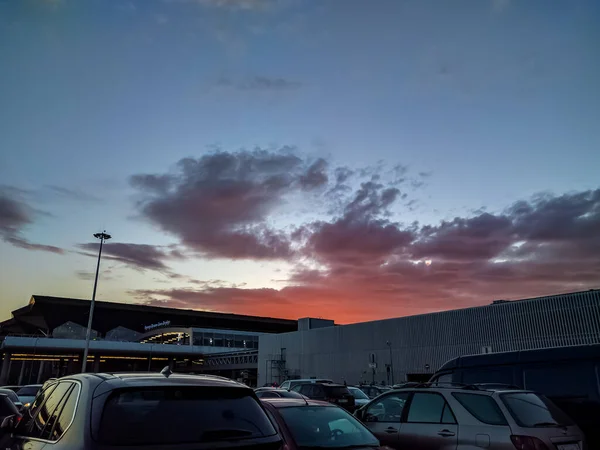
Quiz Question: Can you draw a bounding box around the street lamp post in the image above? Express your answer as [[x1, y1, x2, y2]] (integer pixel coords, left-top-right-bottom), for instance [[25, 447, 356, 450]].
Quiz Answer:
[[386, 340, 395, 385], [81, 231, 111, 372]]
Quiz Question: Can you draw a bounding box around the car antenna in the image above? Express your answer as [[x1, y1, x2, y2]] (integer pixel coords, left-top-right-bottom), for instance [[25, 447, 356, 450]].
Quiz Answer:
[[160, 366, 172, 378]]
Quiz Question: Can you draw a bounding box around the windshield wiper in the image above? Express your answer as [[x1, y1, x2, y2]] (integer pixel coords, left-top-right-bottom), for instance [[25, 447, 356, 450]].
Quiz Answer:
[[301, 445, 379, 449], [199, 429, 254, 441], [532, 422, 562, 427]]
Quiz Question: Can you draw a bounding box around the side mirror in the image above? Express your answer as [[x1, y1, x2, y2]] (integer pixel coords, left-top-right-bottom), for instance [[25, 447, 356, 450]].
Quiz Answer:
[[364, 413, 378, 423], [0, 394, 21, 431], [354, 408, 364, 421]]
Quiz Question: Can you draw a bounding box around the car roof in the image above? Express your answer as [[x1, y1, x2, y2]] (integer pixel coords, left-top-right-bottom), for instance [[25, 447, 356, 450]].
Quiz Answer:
[[259, 389, 291, 392], [57, 371, 249, 391], [388, 385, 533, 395], [261, 398, 332, 408]]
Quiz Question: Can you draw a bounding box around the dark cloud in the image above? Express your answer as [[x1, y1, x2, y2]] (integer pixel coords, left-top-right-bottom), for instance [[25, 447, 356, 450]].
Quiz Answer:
[[412, 213, 514, 261], [77, 242, 184, 272], [129, 174, 174, 194], [216, 76, 302, 91], [4, 236, 63, 254], [306, 180, 412, 265], [0, 190, 63, 254], [130, 148, 326, 260], [299, 158, 328, 190], [0, 193, 30, 236]]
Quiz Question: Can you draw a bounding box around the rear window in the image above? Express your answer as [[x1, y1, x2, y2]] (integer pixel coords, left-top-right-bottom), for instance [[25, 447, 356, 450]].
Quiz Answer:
[[17, 386, 40, 396], [99, 387, 277, 445], [452, 393, 508, 425], [500, 392, 574, 428], [278, 406, 379, 448], [324, 386, 350, 397]]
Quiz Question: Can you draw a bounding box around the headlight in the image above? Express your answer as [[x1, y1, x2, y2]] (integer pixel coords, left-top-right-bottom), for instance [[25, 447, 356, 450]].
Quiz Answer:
[[24, 403, 31, 408]]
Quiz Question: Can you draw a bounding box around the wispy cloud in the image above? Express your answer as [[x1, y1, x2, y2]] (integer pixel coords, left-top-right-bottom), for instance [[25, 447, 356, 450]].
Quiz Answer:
[[76, 242, 185, 273], [45, 185, 101, 203], [183, 0, 277, 12], [216, 76, 303, 91], [0, 187, 63, 254]]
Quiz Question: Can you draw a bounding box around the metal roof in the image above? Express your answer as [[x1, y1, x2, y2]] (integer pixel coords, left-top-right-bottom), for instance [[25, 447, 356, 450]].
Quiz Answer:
[[0, 295, 297, 336]]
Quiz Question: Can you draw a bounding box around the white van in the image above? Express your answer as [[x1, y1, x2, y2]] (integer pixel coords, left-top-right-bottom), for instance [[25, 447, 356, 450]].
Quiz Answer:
[[279, 378, 333, 390]]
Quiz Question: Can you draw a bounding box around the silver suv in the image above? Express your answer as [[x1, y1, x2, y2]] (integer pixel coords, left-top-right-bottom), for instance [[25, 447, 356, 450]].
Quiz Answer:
[[355, 383, 586, 450]]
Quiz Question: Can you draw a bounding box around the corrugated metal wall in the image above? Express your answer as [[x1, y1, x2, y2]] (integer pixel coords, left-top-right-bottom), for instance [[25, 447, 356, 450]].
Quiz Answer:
[[258, 290, 600, 386]]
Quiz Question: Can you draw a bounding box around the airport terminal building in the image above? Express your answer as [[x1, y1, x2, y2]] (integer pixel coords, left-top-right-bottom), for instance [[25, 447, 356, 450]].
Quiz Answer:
[[257, 289, 600, 386], [0, 295, 297, 386]]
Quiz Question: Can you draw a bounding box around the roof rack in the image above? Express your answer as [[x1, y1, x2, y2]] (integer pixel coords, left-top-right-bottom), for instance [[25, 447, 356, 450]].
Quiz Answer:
[[469, 383, 521, 390], [404, 382, 521, 391], [413, 382, 475, 389]]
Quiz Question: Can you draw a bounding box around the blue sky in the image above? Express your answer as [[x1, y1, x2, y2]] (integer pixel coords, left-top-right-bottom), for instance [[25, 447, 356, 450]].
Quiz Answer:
[[1, 0, 599, 323]]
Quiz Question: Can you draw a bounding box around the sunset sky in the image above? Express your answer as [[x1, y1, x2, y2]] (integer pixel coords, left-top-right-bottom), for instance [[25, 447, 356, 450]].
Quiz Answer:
[[1, 0, 599, 324]]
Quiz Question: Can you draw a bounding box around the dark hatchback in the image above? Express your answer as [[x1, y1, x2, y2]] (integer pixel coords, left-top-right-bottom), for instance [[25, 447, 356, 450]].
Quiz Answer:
[[0, 371, 282, 450], [262, 398, 385, 450], [255, 389, 307, 400], [291, 383, 356, 412]]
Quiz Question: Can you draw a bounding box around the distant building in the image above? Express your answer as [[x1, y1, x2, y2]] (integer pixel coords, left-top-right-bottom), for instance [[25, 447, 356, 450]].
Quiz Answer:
[[0, 295, 297, 386], [258, 289, 600, 386]]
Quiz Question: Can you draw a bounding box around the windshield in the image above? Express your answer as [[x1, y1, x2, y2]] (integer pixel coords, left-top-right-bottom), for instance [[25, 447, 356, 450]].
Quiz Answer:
[[500, 393, 574, 428], [279, 406, 379, 448], [324, 387, 351, 398], [99, 387, 277, 445], [349, 388, 369, 400]]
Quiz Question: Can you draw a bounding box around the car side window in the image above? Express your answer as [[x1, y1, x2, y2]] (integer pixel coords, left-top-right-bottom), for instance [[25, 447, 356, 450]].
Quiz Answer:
[[407, 393, 456, 424], [432, 373, 453, 384], [30, 383, 57, 416], [280, 381, 290, 390], [48, 383, 79, 441], [365, 392, 410, 423], [312, 385, 324, 398], [298, 385, 311, 395], [27, 382, 72, 439]]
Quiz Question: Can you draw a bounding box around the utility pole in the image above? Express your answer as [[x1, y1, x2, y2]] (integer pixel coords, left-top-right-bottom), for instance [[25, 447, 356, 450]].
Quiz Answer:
[[386, 340, 395, 385], [81, 231, 111, 372]]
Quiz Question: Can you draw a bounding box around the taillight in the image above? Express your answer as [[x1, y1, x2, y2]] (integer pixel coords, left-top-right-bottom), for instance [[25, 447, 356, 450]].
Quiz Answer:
[[510, 435, 549, 450]]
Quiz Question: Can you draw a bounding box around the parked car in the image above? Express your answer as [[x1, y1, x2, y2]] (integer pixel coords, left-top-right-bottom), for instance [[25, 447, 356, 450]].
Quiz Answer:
[[291, 382, 356, 412], [355, 383, 586, 450], [391, 382, 420, 389], [279, 378, 334, 391], [261, 397, 385, 450], [358, 385, 391, 399], [15, 384, 42, 406], [430, 343, 600, 448], [348, 386, 371, 407], [0, 386, 21, 393], [255, 389, 307, 400], [0, 369, 283, 449], [0, 389, 23, 412]]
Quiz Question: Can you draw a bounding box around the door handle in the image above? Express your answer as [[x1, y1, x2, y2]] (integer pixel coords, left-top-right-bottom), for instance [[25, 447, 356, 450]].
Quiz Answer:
[[385, 427, 398, 433], [437, 429, 456, 437]]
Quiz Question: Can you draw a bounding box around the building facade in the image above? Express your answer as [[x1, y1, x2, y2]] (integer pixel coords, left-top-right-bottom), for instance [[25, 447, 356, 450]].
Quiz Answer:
[[0, 295, 298, 386], [258, 289, 600, 386]]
